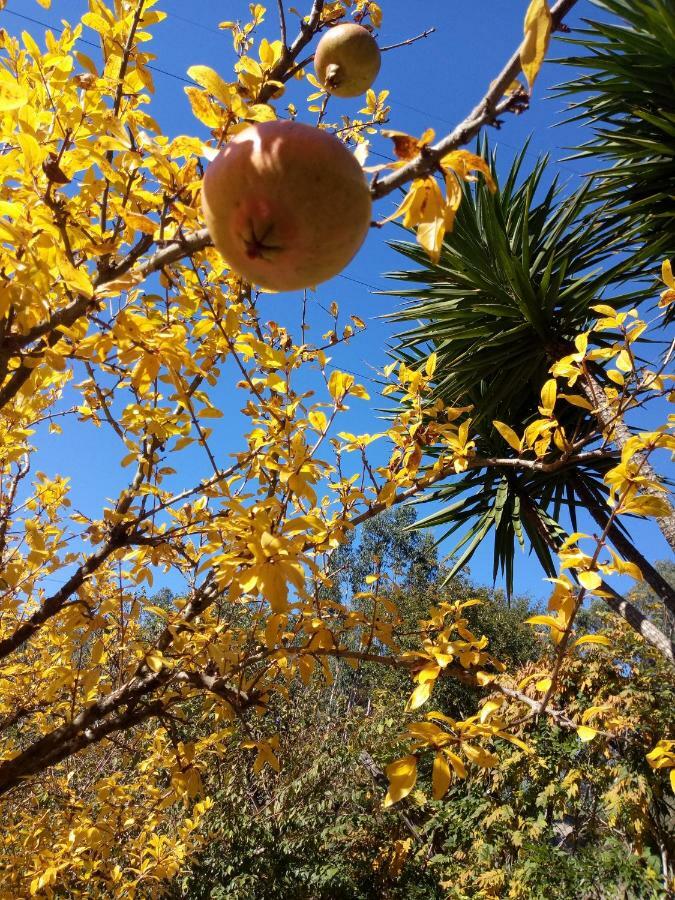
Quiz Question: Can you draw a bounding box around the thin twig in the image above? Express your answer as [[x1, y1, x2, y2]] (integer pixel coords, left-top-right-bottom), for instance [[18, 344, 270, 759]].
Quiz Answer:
[[79, 0, 578, 279], [380, 27, 436, 52], [370, 0, 579, 200], [276, 0, 288, 49]]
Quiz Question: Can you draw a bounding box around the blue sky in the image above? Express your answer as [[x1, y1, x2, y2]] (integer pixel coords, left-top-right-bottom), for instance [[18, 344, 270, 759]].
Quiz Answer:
[[3, 0, 673, 601]]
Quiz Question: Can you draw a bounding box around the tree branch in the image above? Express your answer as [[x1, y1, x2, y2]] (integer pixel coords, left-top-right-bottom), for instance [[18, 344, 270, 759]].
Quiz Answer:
[[276, 0, 288, 49], [497, 684, 579, 730], [380, 28, 436, 53], [581, 368, 675, 553], [598, 580, 675, 666], [573, 474, 675, 617], [370, 0, 579, 200]]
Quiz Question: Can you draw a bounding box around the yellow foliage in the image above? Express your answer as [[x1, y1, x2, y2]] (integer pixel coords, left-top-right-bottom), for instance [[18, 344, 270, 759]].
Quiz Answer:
[[0, 0, 670, 891], [521, 0, 552, 89]]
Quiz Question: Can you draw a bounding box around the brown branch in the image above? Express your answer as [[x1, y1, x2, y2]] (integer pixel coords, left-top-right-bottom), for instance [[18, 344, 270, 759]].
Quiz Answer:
[[259, 0, 325, 103], [345, 447, 606, 531], [598, 580, 675, 666], [0, 524, 131, 660], [276, 0, 288, 49], [370, 0, 578, 200], [84, 361, 125, 441], [496, 685, 578, 730], [100, 0, 146, 234], [380, 28, 436, 52], [573, 474, 675, 617], [580, 368, 675, 552], [0, 456, 29, 565], [474, 448, 616, 475], [176, 670, 259, 712], [0, 370, 208, 659]]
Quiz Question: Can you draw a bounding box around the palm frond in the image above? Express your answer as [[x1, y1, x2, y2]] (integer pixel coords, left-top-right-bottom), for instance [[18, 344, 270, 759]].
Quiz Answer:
[[556, 0, 675, 264], [384, 144, 640, 595]]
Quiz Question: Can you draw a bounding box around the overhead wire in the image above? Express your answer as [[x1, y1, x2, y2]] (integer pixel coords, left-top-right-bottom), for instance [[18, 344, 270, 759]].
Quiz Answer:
[[3, 5, 587, 177], [0, 1, 584, 387], [152, 3, 589, 178], [2, 7, 195, 83]]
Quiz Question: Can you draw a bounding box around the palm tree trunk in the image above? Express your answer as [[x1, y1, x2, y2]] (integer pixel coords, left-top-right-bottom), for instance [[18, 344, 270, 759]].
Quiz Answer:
[[581, 369, 675, 552], [573, 476, 675, 619]]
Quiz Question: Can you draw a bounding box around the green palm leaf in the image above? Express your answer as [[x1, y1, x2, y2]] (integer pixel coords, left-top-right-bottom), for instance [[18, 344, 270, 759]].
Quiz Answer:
[[556, 0, 675, 270], [384, 144, 642, 596]]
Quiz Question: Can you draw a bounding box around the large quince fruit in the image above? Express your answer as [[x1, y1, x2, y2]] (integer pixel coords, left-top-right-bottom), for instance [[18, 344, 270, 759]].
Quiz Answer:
[[202, 120, 372, 291]]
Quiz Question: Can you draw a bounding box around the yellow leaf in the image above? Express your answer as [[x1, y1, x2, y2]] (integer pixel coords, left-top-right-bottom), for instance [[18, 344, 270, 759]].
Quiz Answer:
[[406, 681, 433, 711], [82, 12, 110, 34], [0, 71, 28, 111], [328, 369, 353, 402], [574, 634, 611, 648], [621, 495, 671, 518], [246, 103, 277, 122], [17, 133, 43, 172], [577, 725, 598, 742], [540, 378, 557, 412], [308, 410, 327, 432], [525, 614, 565, 631], [59, 261, 94, 298], [382, 128, 435, 161], [615, 348, 633, 373], [123, 211, 157, 235], [384, 755, 417, 807], [432, 753, 451, 800], [535, 677, 552, 692], [184, 86, 222, 128], [463, 743, 498, 767], [662, 259, 674, 289], [479, 697, 504, 723], [441, 150, 496, 193], [445, 750, 467, 779], [397, 178, 444, 229], [521, 0, 552, 90], [417, 217, 445, 263], [581, 705, 610, 724], [578, 570, 601, 591], [417, 663, 441, 684], [560, 393, 593, 410], [187, 66, 232, 106], [646, 741, 674, 765], [493, 420, 522, 452], [590, 304, 618, 317], [145, 651, 164, 673]]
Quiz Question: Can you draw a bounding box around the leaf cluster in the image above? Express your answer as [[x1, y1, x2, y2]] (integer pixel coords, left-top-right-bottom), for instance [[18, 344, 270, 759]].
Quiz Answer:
[[556, 0, 675, 262]]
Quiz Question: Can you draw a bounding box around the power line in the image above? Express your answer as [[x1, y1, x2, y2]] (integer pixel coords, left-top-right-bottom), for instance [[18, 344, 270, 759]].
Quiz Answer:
[[3, 6, 580, 178], [1, 7, 195, 84], [338, 272, 383, 291], [159, 1, 230, 38]]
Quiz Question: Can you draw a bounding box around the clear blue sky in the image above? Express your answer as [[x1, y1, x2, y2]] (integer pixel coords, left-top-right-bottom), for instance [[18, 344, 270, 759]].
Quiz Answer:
[[3, 0, 672, 601]]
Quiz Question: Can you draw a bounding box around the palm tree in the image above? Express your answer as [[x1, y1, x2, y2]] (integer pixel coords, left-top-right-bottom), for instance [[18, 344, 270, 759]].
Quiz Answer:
[[556, 0, 675, 268], [383, 143, 673, 618]]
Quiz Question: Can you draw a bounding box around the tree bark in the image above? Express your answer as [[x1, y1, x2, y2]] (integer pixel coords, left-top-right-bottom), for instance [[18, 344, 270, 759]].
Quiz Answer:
[[581, 370, 675, 552], [573, 476, 675, 618], [599, 581, 675, 667]]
